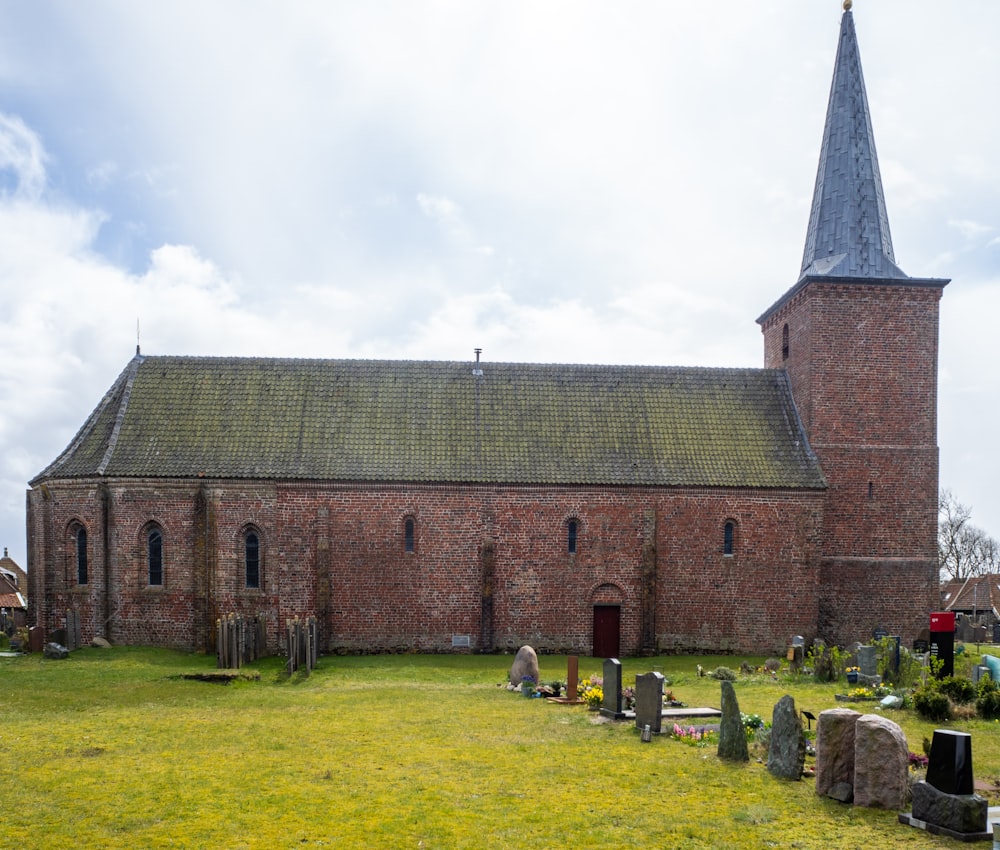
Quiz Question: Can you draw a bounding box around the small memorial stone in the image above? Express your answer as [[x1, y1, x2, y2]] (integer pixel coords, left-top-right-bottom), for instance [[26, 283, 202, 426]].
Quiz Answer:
[[508, 645, 539, 687], [43, 642, 69, 659]]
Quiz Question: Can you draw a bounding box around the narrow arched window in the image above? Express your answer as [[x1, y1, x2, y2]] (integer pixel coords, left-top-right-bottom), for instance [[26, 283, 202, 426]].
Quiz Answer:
[[781, 323, 789, 361], [404, 518, 415, 553], [567, 519, 578, 554], [245, 531, 260, 589], [147, 528, 163, 586], [723, 521, 735, 556], [76, 527, 88, 585]]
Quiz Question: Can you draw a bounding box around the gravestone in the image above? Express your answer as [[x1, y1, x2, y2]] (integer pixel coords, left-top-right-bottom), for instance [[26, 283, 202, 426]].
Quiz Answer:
[[566, 656, 579, 700], [508, 645, 539, 687], [767, 694, 805, 780], [909, 781, 988, 836], [43, 642, 69, 659], [717, 680, 749, 762], [816, 708, 860, 801], [926, 729, 974, 795], [856, 645, 877, 676], [600, 658, 625, 719], [28, 625, 44, 653], [853, 714, 908, 809], [634, 672, 664, 734]]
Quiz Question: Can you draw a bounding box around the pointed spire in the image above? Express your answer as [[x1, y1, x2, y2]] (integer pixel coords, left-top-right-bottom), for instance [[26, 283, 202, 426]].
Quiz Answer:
[[799, 8, 906, 281]]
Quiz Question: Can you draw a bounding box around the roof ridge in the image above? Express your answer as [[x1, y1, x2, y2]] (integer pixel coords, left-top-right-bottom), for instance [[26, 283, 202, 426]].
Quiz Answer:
[[97, 353, 144, 475]]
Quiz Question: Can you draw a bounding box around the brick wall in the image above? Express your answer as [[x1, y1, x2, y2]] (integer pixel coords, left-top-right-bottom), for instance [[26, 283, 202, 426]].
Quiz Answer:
[[760, 279, 943, 645], [26, 478, 825, 656]]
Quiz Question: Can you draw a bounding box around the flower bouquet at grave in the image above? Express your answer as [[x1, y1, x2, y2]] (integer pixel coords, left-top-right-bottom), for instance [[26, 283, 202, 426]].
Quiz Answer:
[[579, 676, 603, 709]]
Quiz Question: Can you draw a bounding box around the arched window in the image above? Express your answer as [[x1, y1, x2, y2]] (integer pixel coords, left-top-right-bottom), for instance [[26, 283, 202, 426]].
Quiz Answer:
[[245, 530, 261, 589], [147, 527, 163, 586], [781, 323, 790, 361], [567, 519, 578, 554], [404, 517, 415, 554], [75, 526, 88, 585], [723, 521, 736, 557]]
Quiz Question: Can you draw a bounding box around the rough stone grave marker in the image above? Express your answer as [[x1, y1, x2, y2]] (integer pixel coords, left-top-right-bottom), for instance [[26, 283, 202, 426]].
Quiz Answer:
[[634, 672, 664, 734]]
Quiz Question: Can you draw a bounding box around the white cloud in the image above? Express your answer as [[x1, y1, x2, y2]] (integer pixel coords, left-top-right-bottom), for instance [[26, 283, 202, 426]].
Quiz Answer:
[[0, 113, 46, 200]]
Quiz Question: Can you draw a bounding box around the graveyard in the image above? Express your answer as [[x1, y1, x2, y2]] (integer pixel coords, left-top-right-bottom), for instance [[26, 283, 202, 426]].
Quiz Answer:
[[2, 644, 1000, 848]]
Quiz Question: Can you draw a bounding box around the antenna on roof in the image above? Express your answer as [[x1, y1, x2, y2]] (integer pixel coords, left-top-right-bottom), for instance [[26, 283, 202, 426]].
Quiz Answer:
[[136, 318, 141, 356], [472, 348, 483, 377]]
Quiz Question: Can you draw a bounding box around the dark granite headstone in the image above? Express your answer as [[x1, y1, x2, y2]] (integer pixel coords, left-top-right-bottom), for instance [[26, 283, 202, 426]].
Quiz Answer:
[[634, 672, 664, 734], [28, 625, 45, 653], [600, 658, 624, 719], [50, 628, 67, 646], [926, 730, 973, 795], [767, 694, 805, 780]]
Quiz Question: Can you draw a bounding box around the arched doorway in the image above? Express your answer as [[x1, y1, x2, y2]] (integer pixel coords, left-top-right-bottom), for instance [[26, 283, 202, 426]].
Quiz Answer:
[[591, 583, 623, 658]]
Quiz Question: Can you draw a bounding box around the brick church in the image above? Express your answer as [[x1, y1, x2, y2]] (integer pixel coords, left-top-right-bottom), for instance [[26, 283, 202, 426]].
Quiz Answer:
[[26, 8, 947, 657]]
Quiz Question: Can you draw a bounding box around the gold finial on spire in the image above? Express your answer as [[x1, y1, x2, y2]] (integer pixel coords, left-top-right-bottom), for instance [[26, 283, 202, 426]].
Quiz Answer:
[[843, 0, 852, 10]]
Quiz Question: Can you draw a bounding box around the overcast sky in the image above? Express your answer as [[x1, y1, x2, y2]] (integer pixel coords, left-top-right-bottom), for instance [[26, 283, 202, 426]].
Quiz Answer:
[[1, 2, 998, 571]]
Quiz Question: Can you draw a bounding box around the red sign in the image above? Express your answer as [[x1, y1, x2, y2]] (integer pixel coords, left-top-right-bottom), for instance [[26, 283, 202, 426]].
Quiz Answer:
[[930, 611, 956, 632]]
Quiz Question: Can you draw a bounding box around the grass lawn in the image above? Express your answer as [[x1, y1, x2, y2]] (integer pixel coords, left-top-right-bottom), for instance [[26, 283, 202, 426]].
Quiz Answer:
[[1, 647, 998, 849]]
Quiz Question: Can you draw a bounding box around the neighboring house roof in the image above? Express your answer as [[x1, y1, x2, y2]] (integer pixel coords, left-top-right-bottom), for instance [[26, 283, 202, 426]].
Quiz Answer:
[[0, 548, 26, 597], [0, 571, 25, 610], [32, 355, 826, 490], [941, 575, 1000, 618]]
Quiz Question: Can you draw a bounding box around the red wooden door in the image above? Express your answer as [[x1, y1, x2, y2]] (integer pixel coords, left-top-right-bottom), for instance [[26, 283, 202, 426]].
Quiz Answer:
[[592, 605, 620, 658]]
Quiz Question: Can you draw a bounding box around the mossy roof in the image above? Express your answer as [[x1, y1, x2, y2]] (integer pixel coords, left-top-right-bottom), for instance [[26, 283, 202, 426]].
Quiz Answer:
[[33, 355, 826, 489]]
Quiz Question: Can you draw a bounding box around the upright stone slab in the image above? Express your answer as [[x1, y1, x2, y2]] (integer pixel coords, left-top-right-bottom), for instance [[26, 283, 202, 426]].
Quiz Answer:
[[634, 672, 664, 734], [853, 714, 908, 809], [767, 694, 805, 780], [717, 680, 749, 762], [926, 729, 974, 795], [600, 658, 625, 719], [816, 708, 860, 801], [508, 645, 539, 686], [857, 645, 877, 677], [28, 625, 44, 653]]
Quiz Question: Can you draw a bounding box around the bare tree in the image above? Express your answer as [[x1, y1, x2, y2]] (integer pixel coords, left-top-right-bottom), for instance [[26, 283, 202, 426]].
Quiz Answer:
[[939, 489, 1000, 580]]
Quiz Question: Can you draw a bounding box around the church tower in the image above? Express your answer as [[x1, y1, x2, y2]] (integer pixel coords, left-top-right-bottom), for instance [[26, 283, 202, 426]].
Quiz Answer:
[[757, 6, 948, 642]]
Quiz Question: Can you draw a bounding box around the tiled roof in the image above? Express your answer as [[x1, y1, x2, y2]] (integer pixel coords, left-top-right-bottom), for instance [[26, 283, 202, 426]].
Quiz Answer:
[[33, 355, 826, 490], [941, 575, 1000, 617]]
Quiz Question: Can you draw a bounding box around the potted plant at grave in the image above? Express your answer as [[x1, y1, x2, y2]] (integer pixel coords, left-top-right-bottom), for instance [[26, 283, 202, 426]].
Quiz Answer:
[[521, 675, 536, 697], [846, 666, 860, 684]]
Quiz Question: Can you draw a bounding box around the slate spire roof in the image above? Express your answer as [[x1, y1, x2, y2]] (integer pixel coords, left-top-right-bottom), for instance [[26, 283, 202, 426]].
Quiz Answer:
[[32, 355, 826, 490], [799, 8, 904, 281]]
